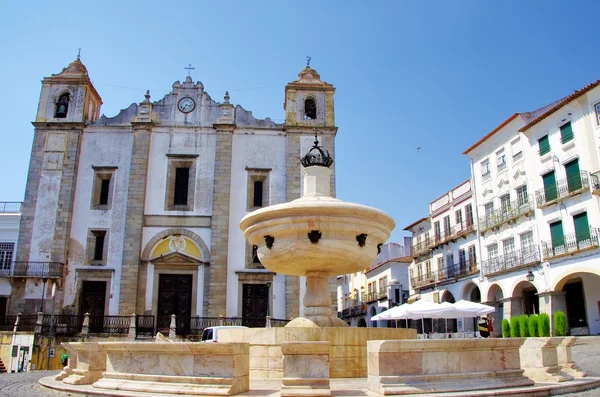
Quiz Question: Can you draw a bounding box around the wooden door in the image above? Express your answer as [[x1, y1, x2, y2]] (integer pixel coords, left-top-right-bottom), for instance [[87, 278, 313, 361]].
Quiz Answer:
[[157, 275, 192, 334], [80, 281, 106, 333], [242, 284, 268, 327]]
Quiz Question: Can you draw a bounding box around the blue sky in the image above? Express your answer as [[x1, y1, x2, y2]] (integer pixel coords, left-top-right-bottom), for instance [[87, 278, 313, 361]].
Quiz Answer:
[[1, 1, 599, 244]]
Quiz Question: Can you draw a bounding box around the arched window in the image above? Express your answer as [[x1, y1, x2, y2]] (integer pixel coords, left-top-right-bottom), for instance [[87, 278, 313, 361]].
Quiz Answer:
[[304, 98, 316, 120], [55, 94, 70, 118]]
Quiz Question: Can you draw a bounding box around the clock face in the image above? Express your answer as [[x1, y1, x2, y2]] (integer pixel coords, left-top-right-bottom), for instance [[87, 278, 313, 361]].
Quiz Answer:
[[178, 97, 195, 113]]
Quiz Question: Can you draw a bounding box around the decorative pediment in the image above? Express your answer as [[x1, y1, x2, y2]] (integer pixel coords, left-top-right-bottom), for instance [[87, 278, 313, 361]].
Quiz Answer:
[[150, 251, 203, 265], [481, 187, 493, 197], [497, 178, 509, 189], [512, 167, 526, 180]]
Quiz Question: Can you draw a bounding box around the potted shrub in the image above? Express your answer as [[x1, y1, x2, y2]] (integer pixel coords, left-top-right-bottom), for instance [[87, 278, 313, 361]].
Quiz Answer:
[[538, 313, 551, 337], [554, 311, 567, 336], [510, 316, 520, 337], [528, 314, 539, 337], [502, 319, 510, 338]]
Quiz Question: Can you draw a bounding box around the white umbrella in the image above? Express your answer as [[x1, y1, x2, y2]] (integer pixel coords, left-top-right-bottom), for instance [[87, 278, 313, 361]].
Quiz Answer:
[[371, 303, 410, 321], [403, 300, 455, 335], [445, 300, 495, 333]]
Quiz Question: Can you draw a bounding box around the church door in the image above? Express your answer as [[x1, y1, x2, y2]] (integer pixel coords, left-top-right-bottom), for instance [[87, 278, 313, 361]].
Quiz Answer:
[[242, 284, 268, 327], [157, 275, 192, 334], [80, 281, 106, 333]]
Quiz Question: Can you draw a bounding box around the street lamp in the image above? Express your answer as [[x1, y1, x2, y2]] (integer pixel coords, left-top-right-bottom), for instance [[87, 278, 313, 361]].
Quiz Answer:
[[526, 269, 535, 282], [39, 278, 48, 312], [46, 283, 57, 370]]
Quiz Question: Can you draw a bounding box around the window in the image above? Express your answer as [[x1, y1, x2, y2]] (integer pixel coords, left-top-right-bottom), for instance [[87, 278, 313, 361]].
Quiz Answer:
[[253, 181, 263, 207], [443, 215, 451, 236], [55, 93, 69, 118], [520, 231, 534, 251], [538, 135, 550, 156], [595, 103, 600, 126], [417, 263, 423, 280], [468, 245, 477, 267], [247, 168, 270, 210], [560, 121, 574, 144], [174, 167, 190, 205], [165, 156, 196, 211], [304, 98, 316, 119], [511, 138, 523, 162], [542, 171, 557, 202], [455, 209, 463, 227], [497, 149, 506, 172], [379, 276, 388, 295], [516, 185, 528, 205], [428, 260, 434, 276], [92, 167, 116, 209], [252, 245, 261, 264], [500, 194, 510, 213], [0, 242, 14, 270], [465, 204, 474, 226], [565, 159, 582, 192], [88, 230, 108, 264], [458, 249, 466, 268], [550, 221, 565, 249], [573, 212, 591, 243], [503, 238, 515, 255], [434, 221, 441, 242], [481, 159, 490, 179], [487, 243, 499, 259], [484, 202, 494, 217], [435, 258, 442, 277]]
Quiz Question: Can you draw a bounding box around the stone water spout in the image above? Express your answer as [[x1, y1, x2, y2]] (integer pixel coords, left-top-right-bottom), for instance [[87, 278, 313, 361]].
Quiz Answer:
[[239, 135, 395, 327]]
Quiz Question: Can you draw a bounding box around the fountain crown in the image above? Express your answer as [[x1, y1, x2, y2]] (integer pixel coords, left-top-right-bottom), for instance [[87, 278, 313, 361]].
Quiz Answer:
[[300, 132, 333, 168]]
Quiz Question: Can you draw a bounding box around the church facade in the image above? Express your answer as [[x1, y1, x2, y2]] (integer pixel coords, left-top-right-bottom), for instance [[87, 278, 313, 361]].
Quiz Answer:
[[10, 57, 338, 326]]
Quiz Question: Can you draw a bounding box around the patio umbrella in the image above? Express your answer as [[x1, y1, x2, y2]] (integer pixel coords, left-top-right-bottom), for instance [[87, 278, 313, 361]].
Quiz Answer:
[[371, 303, 410, 321], [403, 300, 455, 335]]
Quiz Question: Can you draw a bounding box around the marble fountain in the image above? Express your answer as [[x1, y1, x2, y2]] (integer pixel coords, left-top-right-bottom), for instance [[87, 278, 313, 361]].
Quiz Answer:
[[41, 137, 599, 396]]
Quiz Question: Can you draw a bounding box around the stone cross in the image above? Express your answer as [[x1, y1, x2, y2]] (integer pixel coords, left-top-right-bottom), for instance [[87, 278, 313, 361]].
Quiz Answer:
[[185, 63, 195, 77]]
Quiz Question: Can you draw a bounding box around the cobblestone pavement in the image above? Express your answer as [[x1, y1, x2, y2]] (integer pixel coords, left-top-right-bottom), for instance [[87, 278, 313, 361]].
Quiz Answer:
[[1, 337, 600, 396]]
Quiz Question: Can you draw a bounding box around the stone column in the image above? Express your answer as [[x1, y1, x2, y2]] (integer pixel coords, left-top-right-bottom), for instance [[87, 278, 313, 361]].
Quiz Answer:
[[503, 297, 523, 318], [119, 121, 153, 315], [208, 124, 234, 317], [538, 291, 566, 336], [128, 313, 136, 340]]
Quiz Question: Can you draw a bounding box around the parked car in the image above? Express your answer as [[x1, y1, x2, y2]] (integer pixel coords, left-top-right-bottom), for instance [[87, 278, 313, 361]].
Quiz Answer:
[[200, 326, 248, 342]]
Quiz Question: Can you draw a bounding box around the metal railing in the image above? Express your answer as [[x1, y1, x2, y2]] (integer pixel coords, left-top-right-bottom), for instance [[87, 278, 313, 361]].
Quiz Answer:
[[135, 315, 155, 338], [339, 303, 367, 319], [0, 261, 64, 278], [542, 228, 600, 260], [0, 315, 17, 331], [478, 196, 534, 232], [430, 221, 476, 250], [88, 315, 130, 334], [481, 246, 541, 276], [591, 171, 600, 193], [411, 260, 477, 289], [0, 202, 22, 213], [536, 171, 590, 208], [41, 314, 84, 336], [364, 291, 387, 303]]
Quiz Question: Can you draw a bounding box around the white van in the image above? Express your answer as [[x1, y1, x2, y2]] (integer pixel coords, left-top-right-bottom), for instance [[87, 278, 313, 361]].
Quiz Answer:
[[200, 326, 248, 342]]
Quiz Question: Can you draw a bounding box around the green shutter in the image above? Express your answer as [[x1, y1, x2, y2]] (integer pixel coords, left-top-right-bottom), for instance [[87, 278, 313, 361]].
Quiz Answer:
[[539, 135, 550, 156], [565, 159, 582, 192], [573, 212, 590, 243], [543, 171, 557, 202], [550, 221, 565, 250], [560, 122, 574, 144]]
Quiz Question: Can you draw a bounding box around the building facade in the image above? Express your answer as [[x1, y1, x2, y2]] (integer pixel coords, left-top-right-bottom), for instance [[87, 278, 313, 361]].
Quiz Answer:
[[8, 57, 339, 327], [406, 79, 600, 336], [337, 240, 412, 327], [0, 202, 21, 316]]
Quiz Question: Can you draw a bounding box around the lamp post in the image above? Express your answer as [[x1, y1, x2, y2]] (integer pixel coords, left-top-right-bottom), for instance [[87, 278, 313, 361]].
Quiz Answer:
[[46, 283, 56, 370], [39, 278, 48, 312]]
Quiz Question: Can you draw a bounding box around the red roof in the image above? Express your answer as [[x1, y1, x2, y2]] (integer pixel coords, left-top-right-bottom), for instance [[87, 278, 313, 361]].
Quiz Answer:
[[463, 113, 519, 155], [519, 79, 600, 132]]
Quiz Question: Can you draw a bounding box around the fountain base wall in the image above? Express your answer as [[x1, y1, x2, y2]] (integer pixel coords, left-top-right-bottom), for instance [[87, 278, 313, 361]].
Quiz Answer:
[[218, 327, 416, 379]]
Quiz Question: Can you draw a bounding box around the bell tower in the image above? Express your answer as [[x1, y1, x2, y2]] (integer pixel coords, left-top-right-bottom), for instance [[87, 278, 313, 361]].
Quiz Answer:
[[284, 65, 335, 128], [35, 56, 102, 123]]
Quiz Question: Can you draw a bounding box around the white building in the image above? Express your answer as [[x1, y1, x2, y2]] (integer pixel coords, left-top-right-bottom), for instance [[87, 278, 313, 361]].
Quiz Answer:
[[406, 78, 600, 336], [337, 240, 411, 327], [8, 56, 340, 330], [0, 202, 21, 315]]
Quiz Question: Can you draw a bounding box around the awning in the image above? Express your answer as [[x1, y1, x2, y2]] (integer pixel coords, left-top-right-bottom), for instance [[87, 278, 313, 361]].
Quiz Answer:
[[407, 294, 420, 303]]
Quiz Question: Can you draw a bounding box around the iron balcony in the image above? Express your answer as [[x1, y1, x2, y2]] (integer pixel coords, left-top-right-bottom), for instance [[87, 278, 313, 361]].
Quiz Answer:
[[481, 246, 541, 276], [478, 196, 534, 232], [591, 171, 600, 196], [0, 202, 22, 213], [535, 171, 590, 208], [0, 261, 64, 279], [541, 227, 600, 260]]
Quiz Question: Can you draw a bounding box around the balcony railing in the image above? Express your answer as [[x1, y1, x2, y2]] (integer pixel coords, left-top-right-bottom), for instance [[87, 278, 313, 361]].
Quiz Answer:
[[339, 303, 367, 319], [0, 261, 64, 278], [88, 315, 130, 334], [429, 221, 476, 250], [481, 246, 541, 276], [412, 238, 434, 257], [591, 171, 600, 195], [542, 228, 600, 260], [364, 290, 387, 303], [478, 196, 534, 232], [0, 202, 22, 213], [411, 272, 437, 289], [411, 260, 478, 290], [536, 171, 590, 208]]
